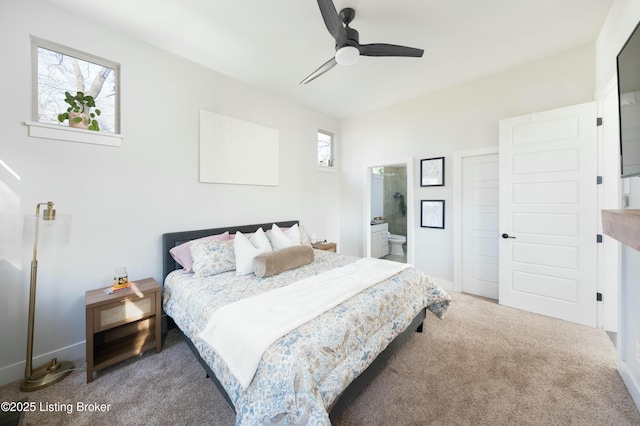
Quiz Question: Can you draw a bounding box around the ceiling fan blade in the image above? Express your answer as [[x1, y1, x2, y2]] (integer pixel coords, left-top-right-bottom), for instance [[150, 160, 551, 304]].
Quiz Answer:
[[316, 0, 347, 46], [359, 43, 424, 58], [300, 57, 338, 85]]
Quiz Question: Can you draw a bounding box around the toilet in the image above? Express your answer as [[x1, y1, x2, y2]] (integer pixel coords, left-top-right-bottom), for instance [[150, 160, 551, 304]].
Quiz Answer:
[[388, 233, 407, 256]]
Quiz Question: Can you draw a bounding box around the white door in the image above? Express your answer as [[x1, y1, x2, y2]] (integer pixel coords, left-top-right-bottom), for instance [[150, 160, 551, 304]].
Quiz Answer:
[[499, 102, 598, 327], [462, 154, 499, 299]]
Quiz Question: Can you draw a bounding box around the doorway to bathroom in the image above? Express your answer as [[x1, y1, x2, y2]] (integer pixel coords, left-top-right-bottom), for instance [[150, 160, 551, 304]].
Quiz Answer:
[[365, 160, 414, 264]]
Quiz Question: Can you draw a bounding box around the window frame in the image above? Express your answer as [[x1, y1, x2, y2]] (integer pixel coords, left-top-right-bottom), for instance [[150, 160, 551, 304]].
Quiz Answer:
[[30, 36, 121, 140], [317, 129, 337, 172]]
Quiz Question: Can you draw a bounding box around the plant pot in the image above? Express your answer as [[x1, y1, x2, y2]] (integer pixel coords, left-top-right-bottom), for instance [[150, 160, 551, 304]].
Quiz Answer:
[[68, 111, 89, 129]]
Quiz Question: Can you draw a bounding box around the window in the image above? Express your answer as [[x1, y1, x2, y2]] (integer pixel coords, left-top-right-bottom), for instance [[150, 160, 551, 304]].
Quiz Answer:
[[318, 130, 335, 168], [372, 167, 387, 176], [31, 36, 120, 134]]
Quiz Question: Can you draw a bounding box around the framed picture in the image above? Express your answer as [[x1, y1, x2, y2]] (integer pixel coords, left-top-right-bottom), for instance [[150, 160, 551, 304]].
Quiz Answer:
[[420, 157, 445, 187], [421, 200, 445, 229]]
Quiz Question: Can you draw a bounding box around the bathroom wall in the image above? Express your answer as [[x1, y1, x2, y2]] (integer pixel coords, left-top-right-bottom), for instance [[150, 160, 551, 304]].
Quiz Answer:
[[383, 166, 407, 236]]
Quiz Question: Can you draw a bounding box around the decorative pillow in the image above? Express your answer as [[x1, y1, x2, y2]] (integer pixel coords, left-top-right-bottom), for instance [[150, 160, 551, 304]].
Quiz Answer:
[[270, 223, 302, 250], [253, 245, 315, 278], [169, 231, 230, 272], [234, 228, 272, 276], [190, 238, 235, 277], [298, 225, 313, 247]]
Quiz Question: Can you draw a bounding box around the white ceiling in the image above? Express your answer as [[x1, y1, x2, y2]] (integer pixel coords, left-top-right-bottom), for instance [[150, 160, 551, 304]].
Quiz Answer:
[[42, 0, 613, 119]]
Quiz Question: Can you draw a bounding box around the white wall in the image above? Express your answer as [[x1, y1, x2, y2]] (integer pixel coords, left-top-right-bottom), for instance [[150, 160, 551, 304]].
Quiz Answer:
[[595, 0, 640, 95], [0, 0, 339, 385], [595, 0, 640, 409], [339, 45, 596, 287]]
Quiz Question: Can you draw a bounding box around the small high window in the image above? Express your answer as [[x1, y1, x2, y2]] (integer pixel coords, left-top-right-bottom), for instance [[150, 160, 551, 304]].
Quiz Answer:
[[31, 36, 120, 134], [318, 130, 335, 168]]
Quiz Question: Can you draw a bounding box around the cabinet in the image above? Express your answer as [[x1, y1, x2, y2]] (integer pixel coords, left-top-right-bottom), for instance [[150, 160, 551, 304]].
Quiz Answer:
[[85, 277, 162, 383], [371, 223, 389, 258]]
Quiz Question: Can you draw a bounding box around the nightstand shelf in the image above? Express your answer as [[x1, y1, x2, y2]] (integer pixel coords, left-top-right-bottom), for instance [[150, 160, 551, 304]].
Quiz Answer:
[[93, 321, 157, 370], [85, 277, 161, 383], [312, 242, 337, 252]]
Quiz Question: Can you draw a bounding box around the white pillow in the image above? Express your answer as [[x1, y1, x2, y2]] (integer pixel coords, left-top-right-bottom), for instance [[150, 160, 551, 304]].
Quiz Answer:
[[234, 228, 272, 275], [271, 223, 301, 250]]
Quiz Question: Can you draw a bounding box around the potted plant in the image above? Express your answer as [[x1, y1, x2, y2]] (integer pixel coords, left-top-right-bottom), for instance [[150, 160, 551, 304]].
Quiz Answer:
[[57, 91, 101, 131]]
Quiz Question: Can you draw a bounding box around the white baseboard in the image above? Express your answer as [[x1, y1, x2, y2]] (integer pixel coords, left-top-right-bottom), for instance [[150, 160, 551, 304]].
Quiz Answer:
[[432, 277, 454, 293], [619, 359, 640, 411], [0, 341, 85, 387]]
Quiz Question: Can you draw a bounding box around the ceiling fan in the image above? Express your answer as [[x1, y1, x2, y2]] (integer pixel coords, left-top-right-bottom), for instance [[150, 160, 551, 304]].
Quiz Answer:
[[300, 0, 424, 84]]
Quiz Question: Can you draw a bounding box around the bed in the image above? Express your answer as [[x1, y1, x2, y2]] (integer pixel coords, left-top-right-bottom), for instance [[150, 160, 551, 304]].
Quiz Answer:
[[162, 220, 450, 425]]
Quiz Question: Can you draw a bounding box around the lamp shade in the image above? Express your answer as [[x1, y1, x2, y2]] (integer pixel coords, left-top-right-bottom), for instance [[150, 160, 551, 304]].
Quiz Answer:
[[23, 214, 71, 248], [335, 45, 359, 65]]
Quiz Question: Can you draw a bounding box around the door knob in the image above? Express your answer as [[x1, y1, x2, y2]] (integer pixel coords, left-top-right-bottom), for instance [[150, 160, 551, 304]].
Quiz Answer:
[[501, 233, 515, 239]]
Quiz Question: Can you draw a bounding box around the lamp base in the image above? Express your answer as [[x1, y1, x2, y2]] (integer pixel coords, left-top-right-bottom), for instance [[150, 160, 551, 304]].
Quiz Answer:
[[20, 358, 74, 392]]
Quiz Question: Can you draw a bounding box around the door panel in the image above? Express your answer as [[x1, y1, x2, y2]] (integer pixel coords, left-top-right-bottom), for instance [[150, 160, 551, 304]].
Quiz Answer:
[[499, 101, 597, 326], [512, 242, 578, 269], [513, 148, 579, 174], [462, 154, 499, 299], [512, 116, 579, 143], [512, 182, 579, 203], [512, 271, 578, 302], [513, 213, 578, 236]]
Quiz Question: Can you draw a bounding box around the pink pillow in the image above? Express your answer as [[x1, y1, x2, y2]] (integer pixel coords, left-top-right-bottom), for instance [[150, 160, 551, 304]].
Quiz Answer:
[[169, 231, 230, 272]]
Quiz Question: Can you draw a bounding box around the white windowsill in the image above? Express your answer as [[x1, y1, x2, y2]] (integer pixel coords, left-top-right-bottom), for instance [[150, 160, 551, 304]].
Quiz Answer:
[[25, 121, 123, 147], [317, 165, 338, 173]]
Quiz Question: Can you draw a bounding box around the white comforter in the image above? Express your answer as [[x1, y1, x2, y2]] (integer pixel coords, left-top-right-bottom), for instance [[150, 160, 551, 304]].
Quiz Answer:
[[199, 258, 410, 389]]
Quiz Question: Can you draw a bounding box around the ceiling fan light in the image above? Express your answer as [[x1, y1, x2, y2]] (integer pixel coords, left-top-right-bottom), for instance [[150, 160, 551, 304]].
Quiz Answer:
[[335, 45, 359, 65]]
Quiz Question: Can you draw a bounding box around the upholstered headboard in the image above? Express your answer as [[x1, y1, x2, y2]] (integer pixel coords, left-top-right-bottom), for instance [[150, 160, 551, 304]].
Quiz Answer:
[[161, 220, 299, 282]]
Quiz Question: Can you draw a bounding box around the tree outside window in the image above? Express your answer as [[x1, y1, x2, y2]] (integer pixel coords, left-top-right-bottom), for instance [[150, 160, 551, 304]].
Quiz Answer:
[[318, 131, 334, 167], [32, 37, 119, 134]]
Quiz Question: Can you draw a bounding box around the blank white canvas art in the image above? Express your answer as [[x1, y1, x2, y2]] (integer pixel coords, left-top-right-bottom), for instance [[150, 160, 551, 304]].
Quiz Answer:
[[199, 110, 279, 186]]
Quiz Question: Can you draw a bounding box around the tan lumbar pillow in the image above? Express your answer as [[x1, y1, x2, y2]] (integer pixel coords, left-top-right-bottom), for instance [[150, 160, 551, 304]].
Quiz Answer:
[[253, 245, 315, 278]]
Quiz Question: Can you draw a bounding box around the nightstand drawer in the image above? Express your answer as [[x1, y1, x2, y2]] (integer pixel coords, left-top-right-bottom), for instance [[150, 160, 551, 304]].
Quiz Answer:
[[94, 293, 156, 332]]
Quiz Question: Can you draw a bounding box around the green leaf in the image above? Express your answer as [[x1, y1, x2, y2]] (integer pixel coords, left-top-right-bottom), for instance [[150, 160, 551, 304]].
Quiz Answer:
[[59, 91, 102, 126]]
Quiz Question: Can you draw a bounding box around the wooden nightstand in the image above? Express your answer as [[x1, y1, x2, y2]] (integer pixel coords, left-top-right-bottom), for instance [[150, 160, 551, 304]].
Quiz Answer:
[[312, 241, 337, 253], [85, 277, 162, 383]]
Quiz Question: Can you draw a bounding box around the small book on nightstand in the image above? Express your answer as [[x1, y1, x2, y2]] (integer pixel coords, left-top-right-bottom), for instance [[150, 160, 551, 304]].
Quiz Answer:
[[104, 281, 138, 294]]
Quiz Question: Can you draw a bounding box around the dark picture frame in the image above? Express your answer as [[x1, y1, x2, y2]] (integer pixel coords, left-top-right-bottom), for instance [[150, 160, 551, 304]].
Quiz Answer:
[[421, 200, 445, 229], [420, 157, 445, 187]]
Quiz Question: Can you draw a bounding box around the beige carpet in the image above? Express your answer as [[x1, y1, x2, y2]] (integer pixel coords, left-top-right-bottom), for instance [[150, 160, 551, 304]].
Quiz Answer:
[[2, 292, 639, 425]]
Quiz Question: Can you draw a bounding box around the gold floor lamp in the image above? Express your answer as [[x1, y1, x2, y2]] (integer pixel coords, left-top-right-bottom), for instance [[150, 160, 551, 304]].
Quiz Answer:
[[21, 201, 74, 391]]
